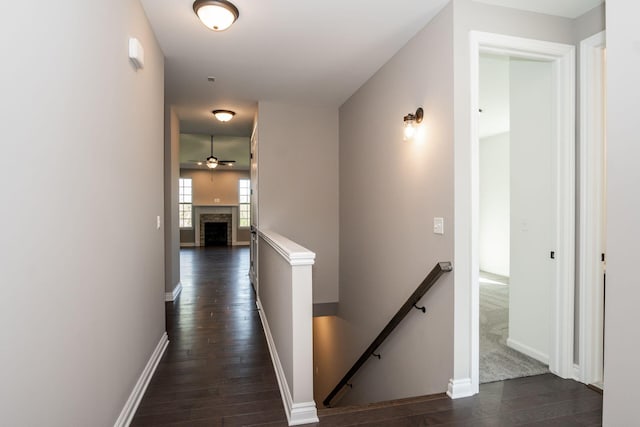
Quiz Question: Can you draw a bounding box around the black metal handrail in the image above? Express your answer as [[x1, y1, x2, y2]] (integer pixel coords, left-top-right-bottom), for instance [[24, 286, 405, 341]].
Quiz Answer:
[[322, 261, 453, 407]]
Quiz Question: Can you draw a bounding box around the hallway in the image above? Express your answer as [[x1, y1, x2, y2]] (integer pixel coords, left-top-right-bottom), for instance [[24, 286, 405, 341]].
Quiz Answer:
[[131, 247, 603, 426], [132, 247, 288, 426]]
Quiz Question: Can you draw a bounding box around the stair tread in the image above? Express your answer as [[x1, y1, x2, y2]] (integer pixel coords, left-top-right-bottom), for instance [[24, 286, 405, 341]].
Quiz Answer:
[[319, 392, 449, 417]]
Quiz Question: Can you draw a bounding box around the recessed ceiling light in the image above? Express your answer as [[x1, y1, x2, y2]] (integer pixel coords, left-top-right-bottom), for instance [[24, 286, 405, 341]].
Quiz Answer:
[[212, 109, 236, 122], [193, 0, 239, 32]]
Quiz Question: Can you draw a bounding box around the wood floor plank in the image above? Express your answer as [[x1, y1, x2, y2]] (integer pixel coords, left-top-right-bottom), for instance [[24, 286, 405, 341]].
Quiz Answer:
[[131, 247, 602, 427], [131, 247, 287, 427]]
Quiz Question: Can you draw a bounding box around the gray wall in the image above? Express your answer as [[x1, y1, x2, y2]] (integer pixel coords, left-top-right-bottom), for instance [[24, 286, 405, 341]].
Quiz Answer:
[[165, 107, 181, 293], [0, 0, 166, 425], [574, 4, 606, 43], [257, 101, 339, 304], [603, 2, 639, 424], [326, 2, 455, 405], [479, 132, 510, 276]]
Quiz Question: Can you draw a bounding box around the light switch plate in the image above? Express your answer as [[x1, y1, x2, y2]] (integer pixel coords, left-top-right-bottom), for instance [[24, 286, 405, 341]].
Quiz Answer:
[[156, 215, 161, 229], [433, 217, 444, 235]]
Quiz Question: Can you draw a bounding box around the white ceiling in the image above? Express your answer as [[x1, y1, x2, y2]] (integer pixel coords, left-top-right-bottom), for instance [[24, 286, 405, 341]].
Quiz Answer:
[[473, 0, 603, 19], [141, 0, 603, 141], [140, 0, 449, 136]]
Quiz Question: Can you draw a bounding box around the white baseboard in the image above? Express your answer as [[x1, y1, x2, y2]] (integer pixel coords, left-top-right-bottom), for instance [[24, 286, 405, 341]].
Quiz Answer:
[[180, 242, 196, 247], [447, 378, 474, 399], [165, 282, 183, 302], [234, 241, 250, 246], [572, 363, 581, 381], [256, 298, 319, 426], [506, 338, 549, 365], [114, 332, 169, 427]]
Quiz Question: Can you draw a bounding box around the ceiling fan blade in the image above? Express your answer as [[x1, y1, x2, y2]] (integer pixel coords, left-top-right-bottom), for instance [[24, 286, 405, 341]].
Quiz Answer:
[[218, 160, 236, 164]]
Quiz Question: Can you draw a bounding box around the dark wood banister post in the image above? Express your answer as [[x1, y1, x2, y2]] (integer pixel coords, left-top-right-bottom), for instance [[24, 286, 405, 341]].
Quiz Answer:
[[322, 261, 452, 408]]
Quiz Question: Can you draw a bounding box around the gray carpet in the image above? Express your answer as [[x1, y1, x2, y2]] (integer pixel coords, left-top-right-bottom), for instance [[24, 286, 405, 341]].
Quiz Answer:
[[479, 273, 549, 383]]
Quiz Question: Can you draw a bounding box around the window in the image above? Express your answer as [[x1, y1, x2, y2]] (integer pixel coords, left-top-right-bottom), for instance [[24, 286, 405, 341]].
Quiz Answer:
[[179, 178, 192, 228], [239, 179, 250, 227]]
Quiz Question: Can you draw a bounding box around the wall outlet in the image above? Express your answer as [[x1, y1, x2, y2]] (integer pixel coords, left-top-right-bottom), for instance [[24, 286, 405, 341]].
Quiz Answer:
[[433, 217, 444, 235], [214, 198, 220, 203]]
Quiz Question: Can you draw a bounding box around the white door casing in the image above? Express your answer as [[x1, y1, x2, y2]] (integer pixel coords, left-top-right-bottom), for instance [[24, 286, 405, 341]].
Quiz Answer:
[[450, 31, 575, 398], [578, 30, 606, 387]]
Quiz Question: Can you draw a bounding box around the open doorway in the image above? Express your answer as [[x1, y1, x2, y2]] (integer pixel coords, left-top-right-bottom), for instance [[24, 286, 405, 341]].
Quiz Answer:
[[478, 53, 557, 383], [462, 32, 576, 394]]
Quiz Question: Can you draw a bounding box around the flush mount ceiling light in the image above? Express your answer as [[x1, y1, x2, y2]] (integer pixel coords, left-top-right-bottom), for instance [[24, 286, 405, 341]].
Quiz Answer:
[[403, 107, 424, 140], [193, 0, 239, 31], [212, 109, 236, 122]]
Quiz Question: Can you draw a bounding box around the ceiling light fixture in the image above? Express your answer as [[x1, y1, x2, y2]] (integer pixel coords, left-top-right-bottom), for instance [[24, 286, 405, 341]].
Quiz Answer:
[[212, 109, 236, 122], [206, 135, 218, 168], [193, 0, 239, 31], [403, 107, 424, 140]]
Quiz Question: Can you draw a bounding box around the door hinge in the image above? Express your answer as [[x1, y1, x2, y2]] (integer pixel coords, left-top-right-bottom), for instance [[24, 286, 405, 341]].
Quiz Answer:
[[601, 253, 606, 262], [550, 251, 555, 259]]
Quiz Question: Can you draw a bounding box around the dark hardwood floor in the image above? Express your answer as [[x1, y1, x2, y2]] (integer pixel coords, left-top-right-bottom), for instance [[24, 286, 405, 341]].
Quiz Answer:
[[131, 247, 288, 426], [132, 247, 602, 427]]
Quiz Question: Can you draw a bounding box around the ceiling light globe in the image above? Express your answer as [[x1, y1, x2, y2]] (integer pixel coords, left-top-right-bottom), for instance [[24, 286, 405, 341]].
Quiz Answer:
[[212, 110, 236, 122], [193, 0, 239, 31], [206, 155, 218, 169]]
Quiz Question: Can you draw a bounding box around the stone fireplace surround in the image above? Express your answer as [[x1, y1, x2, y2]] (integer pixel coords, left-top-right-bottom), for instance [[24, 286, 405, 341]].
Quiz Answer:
[[193, 206, 239, 247], [200, 214, 232, 246]]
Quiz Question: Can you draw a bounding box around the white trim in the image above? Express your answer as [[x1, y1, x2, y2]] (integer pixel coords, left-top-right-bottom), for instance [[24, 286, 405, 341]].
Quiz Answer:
[[258, 229, 316, 266], [180, 242, 196, 248], [233, 241, 250, 246], [578, 30, 606, 386], [506, 338, 550, 365], [458, 31, 576, 395], [114, 332, 169, 427], [447, 378, 474, 399], [573, 363, 581, 381], [165, 282, 182, 302], [256, 299, 319, 426]]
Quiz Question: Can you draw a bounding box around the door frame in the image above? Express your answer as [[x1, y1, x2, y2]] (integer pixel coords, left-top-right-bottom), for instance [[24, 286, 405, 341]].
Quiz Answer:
[[453, 31, 575, 397], [578, 30, 606, 386]]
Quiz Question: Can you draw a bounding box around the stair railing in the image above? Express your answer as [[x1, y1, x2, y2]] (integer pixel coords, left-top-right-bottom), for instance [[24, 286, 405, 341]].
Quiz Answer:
[[322, 261, 453, 407]]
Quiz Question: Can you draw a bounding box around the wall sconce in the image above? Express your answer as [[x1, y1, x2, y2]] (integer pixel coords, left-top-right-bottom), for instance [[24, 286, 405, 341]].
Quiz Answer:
[[403, 107, 423, 140]]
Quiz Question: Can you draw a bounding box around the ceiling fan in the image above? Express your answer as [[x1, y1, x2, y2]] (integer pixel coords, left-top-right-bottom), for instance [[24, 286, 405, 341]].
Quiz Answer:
[[188, 135, 236, 168]]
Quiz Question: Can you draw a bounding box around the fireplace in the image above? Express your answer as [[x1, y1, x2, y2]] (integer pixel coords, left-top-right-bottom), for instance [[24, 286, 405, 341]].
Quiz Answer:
[[204, 222, 228, 246], [200, 213, 232, 246]]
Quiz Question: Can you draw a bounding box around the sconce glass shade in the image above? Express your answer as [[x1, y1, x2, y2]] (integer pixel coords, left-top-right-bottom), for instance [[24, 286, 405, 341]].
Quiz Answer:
[[193, 0, 239, 31], [403, 121, 417, 140], [403, 107, 424, 140], [212, 109, 236, 122], [206, 156, 219, 168]]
